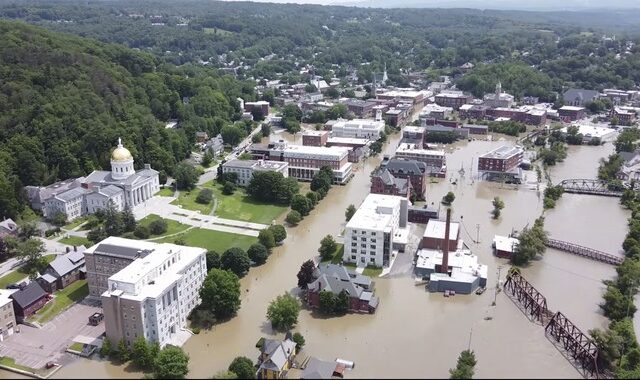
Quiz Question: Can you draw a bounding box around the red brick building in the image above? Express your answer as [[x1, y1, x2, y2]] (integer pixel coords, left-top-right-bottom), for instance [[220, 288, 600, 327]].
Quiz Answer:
[[434, 93, 472, 109], [302, 131, 330, 147], [558, 106, 586, 122], [370, 169, 412, 199], [478, 145, 524, 173], [383, 158, 428, 200], [10, 282, 48, 319], [421, 219, 460, 251], [244, 101, 270, 117]]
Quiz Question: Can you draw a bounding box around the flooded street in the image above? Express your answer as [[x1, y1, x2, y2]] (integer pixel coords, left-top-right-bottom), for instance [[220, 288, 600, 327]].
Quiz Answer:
[[42, 132, 629, 379]]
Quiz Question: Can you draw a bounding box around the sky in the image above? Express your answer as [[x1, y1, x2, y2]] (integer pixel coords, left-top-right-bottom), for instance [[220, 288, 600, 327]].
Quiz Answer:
[[220, 0, 640, 11]]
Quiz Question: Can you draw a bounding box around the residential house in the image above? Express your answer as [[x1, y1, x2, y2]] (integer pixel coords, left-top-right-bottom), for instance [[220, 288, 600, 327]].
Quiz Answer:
[[10, 282, 48, 320], [0, 219, 18, 238], [195, 132, 209, 143], [307, 264, 379, 313], [258, 337, 297, 379], [206, 134, 225, 157], [36, 247, 86, 293], [301, 357, 344, 379]]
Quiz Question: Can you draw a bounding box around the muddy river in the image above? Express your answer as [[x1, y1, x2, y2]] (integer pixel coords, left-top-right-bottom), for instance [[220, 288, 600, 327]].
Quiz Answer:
[[8, 129, 628, 379]]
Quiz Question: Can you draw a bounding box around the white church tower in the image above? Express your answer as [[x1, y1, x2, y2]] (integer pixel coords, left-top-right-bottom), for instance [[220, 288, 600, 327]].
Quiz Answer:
[[110, 138, 134, 180]]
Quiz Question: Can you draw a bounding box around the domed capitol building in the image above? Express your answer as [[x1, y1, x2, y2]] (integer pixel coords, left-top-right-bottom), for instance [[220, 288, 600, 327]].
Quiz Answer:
[[26, 138, 159, 221]]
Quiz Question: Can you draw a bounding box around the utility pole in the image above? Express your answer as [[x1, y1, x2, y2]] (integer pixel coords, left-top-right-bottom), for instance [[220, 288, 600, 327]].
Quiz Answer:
[[494, 266, 503, 305], [475, 224, 480, 244], [468, 326, 473, 351]]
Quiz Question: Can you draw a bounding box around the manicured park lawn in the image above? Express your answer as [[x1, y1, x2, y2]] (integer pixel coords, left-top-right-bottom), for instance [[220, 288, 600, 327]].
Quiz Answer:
[[63, 217, 87, 231], [0, 255, 56, 289], [171, 189, 214, 215], [29, 280, 89, 324], [210, 185, 288, 224], [59, 236, 92, 247], [138, 214, 190, 238], [156, 187, 175, 197], [160, 228, 256, 252]]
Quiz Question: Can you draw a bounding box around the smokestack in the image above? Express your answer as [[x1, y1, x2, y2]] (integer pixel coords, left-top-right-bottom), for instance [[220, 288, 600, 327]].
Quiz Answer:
[[440, 208, 451, 274]]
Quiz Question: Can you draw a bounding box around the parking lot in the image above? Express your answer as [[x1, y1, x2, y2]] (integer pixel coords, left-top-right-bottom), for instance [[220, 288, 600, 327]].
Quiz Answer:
[[0, 300, 104, 369]]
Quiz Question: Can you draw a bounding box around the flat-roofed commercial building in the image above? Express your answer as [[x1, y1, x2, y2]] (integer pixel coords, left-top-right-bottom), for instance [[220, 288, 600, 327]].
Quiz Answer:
[[101, 238, 206, 348], [331, 119, 385, 140], [222, 159, 289, 186], [395, 143, 446, 177]]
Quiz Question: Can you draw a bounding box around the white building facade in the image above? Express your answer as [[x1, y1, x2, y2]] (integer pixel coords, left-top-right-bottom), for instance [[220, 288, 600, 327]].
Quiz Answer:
[[343, 194, 408, 268], [40, 139, 160, 221], [331, 119, 386, 140], [101, 238, 207, 348], [222, 159, 289, 186]]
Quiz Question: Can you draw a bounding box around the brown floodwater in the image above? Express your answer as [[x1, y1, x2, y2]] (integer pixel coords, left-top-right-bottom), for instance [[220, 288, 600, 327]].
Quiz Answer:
[[8, 130, 628, 379]]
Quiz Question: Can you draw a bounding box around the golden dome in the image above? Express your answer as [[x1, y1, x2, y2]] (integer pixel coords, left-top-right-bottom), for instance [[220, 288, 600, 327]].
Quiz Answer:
[[111, 138, 133, 161]]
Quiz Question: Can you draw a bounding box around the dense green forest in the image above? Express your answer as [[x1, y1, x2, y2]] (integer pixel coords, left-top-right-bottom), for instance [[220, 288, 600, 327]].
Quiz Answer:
[[2, 0, 640, 96], [0, 20, 255, 219]]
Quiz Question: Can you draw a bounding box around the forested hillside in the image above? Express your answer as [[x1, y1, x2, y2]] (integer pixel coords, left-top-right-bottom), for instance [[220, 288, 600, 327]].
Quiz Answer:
[[0, 20, 255, 219]]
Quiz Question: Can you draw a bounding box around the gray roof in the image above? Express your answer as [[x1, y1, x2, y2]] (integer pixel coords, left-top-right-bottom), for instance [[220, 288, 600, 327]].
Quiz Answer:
[[464, 124, 488, 130], [563, 89, 599, 103], [96, 185, 123, 197], [84, 168, 158, 187], [301, 357, 337, 379], [222, 159, 257, 169], [39, 273, 57, 284], [385, 158, 427, 175], [93, 243, 153, 260], [426, 124, 456, 132], [259, 338, 296, 372], [48, 250, 86, 278], [26, 178, 85, 204], [10, 282, 47, 309], [0, 219, 17, 232], [309, 264, 374, 298], [55, 187, 88, 202]]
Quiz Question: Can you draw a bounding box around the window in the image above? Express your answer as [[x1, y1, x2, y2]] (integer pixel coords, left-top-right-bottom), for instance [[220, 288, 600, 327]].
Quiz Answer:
[[370, 258, 375, 262]]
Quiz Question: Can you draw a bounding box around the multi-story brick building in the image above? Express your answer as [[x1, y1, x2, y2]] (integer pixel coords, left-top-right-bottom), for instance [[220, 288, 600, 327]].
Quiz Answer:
[[558, 106, 586, 122], [101, 239, 206, 348], [477, 145, 524, 178], [382, 158, 428, 200], [370, 168, 411, 199], [249, 141, 353, 184], [326, 137, 369, 163], [343, 99, 377, 118], [301, 130, 330, 147], [612, 107, 636, 126], [244, 101, 270, 117], [421, 219, 460, 252], [459, 104, 488, 120]]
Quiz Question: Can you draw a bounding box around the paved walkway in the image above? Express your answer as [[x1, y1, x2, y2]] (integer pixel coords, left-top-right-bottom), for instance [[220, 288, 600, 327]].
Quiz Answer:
[[132, 196, 267, 237]]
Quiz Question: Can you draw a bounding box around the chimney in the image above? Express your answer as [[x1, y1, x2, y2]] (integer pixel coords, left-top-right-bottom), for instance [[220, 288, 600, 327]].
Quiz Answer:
[[144, 163, 151, 170], [440, 208, 451, 274]]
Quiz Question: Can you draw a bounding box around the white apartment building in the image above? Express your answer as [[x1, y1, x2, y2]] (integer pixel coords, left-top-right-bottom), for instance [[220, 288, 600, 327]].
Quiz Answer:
[[222, 159, 289, 186], [331, 119, 386, 140], [343, 194, 409, 268], [101, 238, 207, 348]]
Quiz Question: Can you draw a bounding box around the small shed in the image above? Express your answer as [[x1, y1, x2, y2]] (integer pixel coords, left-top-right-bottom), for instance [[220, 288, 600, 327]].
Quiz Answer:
[[493, 235, 519, 259]]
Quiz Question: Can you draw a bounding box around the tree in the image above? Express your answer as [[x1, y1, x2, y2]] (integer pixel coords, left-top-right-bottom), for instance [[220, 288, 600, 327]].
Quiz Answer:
[[326, 87, 340, 99], [449, 350, 476, 379], [305, 83, 318, 93], [174, 163, 199, 190], [228, 356, 255, 379], [248, 243, 269, 265], [131, 337, 156, 370], [247, 171, 298, 204], [199, 268, 241, 319], [345, 204, 356, 222], [282, 104, 302, 121], [261, 123, 271, 137], [258, 229, 276, 249], [201, 151, 213, 168], [18, 223, 38, 240], [491, 197, 504, 219], [196, 188, 213, 204], [154, 346, 189, 379], [282, 117, 301, 133], [134, 225, 150, 239], [16, 238, 45, 271], [221, 125, 246, 146], [206, 250, 221, 271], [286, 210, 302, 225], [221, 248, 251, 276], [251, 134, 262, 143], [51, 212, 67, 227], [297, 260, 316, 289], [122, 206, 137, 232], [116, 339, 130, 362], [306, 191, 319, 208], [291, 194, 312, 216], [511, 217, 548, 266], [267, 293, 301, 331], [100, 338, 112, 358], [149, 219, 168, 235], [292, 332, 305, 350], [87, 227, 107, 244], [601, 285, 637, 321], [335, 290, 350, 314], [318, 235, 337, 260], [318, 291, 336, 314], [269, 224, 287, 244], [103, 203, 124, 237], [223, 181, 237, 195], [442, 192, 455, 205]]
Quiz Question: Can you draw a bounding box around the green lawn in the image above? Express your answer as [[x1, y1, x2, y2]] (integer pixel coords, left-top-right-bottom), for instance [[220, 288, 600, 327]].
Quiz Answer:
[[138, 214, 190, 237], [63, 217, 87, 230], [0, 356, 41, 373], [59, 236, 92, 247], [17, 208, 40, 223], [343, 263, 382, 277], [0, 255, 56, 289], [29, 280, 89, 324], [69, 342, 84, 352], [209, 184, 288, 224], [159, 228, 256, 252], [156, 187, 175, 197], [171, 189, 214, 215]]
